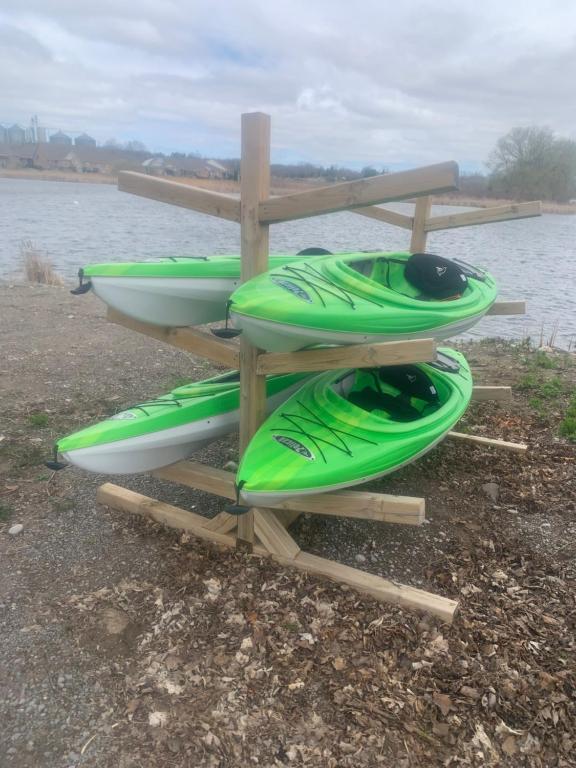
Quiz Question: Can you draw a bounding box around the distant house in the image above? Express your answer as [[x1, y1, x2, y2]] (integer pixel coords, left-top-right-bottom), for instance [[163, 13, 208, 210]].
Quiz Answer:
[[205, 159, 228, 177], [49, 131, 72, 145], [7, 124, 26, 144], [0, 143, 37, 169], [142, 157, 166, 176], [74, 133, 96, 147]]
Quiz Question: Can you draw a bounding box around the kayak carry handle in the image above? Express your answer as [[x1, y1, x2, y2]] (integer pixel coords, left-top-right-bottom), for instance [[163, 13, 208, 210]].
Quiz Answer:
[[70, 268, 92, 295], [211, 299, 242, 339], [45, 447, 68, 471]]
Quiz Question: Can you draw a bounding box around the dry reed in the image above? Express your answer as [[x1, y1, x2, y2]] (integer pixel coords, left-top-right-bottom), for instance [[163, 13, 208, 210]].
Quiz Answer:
[[20, 240, 65, 286]]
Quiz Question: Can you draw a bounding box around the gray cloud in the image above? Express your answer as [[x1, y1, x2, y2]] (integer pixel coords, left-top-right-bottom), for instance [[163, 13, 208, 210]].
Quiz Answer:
[[0, 0, 575, 166]]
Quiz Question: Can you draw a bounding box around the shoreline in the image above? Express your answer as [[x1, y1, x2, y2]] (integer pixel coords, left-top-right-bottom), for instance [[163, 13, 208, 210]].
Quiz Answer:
[[2, 169, 575, 213]]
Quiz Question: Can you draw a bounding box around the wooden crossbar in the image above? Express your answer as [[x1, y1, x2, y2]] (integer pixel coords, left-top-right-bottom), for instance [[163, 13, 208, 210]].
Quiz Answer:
[[353, 206, 414, 230], [257, 338, 436, 375], [471, 386, 512, 402], [425, 201, 541, 232], [106, 308, 239, 368], [153, 461, 426, 525], [487, 301, 526, 316], [118, 171, 241, 222], [259, 163, 459, 223], [448, 431, 527, 452]]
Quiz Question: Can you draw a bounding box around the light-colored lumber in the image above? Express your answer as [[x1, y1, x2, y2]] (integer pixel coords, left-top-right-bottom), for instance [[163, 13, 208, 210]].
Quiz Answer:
[[97, 483, 236, 547], [106, 308, 239, 368], [118, 171, 240, 222], [353, 206, 413, 230], [238, 112, 272, 547], [203, 512, 238, 534], [153, 461, 425, 525], [272, 551, 458, 622], [259, 162, 459, 223], [98, 484, 450, 620], [410, 195, 432, 252], [471, 386, 512, 402], [487, 300, 526, 316], [203, 508, 301, 533], [448, 431, 527, 452], [253, 509, 300, 559], [257, 338, 436, 375], [425, 201, 541, 232]]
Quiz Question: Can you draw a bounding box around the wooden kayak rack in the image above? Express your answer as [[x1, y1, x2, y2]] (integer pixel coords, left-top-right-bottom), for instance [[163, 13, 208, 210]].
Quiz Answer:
[[97, 113, 538, 623]]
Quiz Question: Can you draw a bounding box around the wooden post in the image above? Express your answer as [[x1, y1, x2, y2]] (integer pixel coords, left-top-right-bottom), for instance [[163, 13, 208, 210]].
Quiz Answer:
[[238, 112, 271, 548], [410, 195, 432, 252]]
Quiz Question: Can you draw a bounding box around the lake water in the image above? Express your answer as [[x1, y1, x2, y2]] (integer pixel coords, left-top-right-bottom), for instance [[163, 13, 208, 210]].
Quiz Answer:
[[1, 178, 575, 347]]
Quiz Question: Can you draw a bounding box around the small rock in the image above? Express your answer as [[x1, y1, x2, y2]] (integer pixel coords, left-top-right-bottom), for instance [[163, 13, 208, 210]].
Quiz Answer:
[[481, 482, 499, 503], [8, 524, 24, 536], [354, 553, 367, 564], [223, 460, 238, 472]]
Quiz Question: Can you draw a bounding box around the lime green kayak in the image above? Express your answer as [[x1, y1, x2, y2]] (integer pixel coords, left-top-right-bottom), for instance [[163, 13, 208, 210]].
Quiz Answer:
[[55, 370, 309, 474], [77, 250, 332, 327], [237, 348, 472, 505], [230, 251, 498, 351]]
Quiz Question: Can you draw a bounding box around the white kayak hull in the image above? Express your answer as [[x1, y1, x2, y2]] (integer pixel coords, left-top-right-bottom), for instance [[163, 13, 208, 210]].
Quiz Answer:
[[61, 381, 303, 475], [91, 276, 239, 327], [231, 311, 490, 352]]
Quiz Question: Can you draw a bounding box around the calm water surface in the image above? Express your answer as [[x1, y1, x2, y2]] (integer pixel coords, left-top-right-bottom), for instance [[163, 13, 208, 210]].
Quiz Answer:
[[1, 178, 574, 346]]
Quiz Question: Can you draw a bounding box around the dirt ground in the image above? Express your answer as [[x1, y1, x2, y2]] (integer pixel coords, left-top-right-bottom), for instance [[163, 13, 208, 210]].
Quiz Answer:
[[1, 282, 575, 767]]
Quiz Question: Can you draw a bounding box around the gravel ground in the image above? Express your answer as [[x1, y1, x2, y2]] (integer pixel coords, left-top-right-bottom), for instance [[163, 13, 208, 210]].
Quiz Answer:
[[1, 282, 574, 767]]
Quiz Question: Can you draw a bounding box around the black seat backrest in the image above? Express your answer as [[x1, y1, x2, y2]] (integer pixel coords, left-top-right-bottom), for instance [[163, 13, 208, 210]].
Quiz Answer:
[[378, 365, 439, 404], [405, 253, 468, 299]]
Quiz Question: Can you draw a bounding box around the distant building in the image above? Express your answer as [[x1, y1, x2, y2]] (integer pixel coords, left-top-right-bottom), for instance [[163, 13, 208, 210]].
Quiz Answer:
[[36, 126, 47, 143], [74, 133, 96, 147], [7, 124, 26, 144], [49, 131, 72, 145], [0, 143, 37, 169], [0, 125, 6, 144]]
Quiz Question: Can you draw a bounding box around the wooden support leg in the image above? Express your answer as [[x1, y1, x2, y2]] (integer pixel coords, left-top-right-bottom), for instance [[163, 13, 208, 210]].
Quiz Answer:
[[410, 195, 432, 252], [238, 112, 272, 550], [97, 483, 457, 622]]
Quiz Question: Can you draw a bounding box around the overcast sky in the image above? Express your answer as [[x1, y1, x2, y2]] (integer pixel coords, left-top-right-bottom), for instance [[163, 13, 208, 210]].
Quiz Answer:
[[0, 0, 575, 169]]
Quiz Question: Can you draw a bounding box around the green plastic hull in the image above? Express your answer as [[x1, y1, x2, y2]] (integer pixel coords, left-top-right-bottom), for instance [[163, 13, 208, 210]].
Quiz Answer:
[[230, 252, 498, 350], [56, 371, 309, 475], [237, 348, 473, 504]]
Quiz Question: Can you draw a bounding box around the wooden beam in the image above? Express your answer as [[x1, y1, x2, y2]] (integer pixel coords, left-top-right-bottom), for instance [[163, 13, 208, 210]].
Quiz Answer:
[[238, 113, 272, 548], [257, 338, 436, 375], [471, 386, 512, 402], [203, 508, 301, 534], [425, 201, 541, 232], [253, 509, 300, 559], [118, 171, 241, 222], [273, 552, 458, 623], [107, 308, 239, 368], [153, 461, 425, 525], [98, 483, 451, 620], [259, 162, 459, 224], [410, 196, 432, 252], [97, 483, 236, 547], [487, 301, 526, 316], [448, 431, 527, 452], [353, 206, 414, 230]]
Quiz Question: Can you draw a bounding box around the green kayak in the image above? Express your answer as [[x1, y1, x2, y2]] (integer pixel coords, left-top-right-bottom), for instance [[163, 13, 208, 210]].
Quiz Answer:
[[55, 370, 309, 475], [230, 251, 498, 351], [236, 348, 472, 505], [77, 249, 332, 327]]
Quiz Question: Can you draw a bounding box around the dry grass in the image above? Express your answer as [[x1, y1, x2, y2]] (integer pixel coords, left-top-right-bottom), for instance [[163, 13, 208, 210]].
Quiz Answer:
[[20, 240, 65, 286]]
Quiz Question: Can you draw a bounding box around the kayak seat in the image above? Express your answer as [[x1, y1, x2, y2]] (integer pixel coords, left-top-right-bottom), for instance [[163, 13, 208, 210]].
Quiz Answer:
[[348, 387, 422, 421]]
